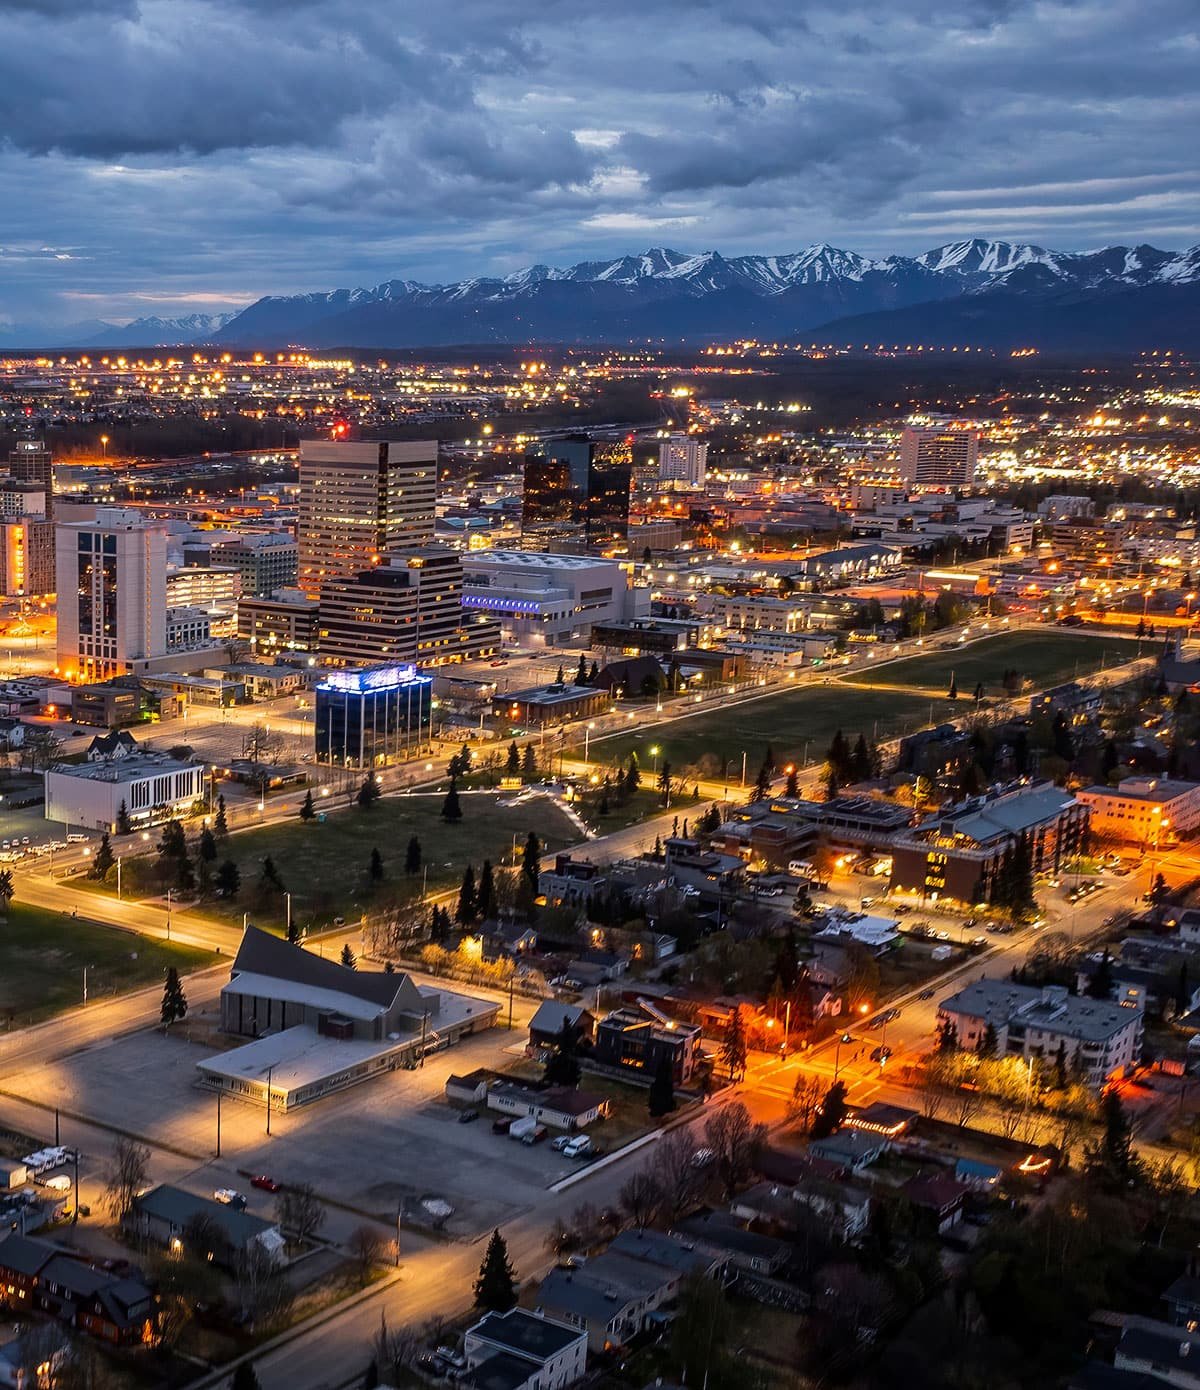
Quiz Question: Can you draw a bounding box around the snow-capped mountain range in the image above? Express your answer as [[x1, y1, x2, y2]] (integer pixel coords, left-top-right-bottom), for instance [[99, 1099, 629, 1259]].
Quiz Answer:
[[5, 240, 1199, 351]]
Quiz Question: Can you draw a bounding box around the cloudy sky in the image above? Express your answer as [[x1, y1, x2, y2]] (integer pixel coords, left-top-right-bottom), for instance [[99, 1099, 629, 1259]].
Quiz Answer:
[[0, 0, 1196, 327]]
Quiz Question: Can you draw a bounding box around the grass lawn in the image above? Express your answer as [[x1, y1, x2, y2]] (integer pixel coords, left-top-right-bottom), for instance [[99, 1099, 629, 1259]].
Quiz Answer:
[[192, 791, 585, 932], [578, 684, 939, 778], [843, 629, 1145, 696], [0, 904, 215, 1025]]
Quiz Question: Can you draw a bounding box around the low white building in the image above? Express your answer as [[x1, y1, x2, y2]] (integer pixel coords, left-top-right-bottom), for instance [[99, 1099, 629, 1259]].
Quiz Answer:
[[462, 550, 649, 647], [937, 981, 1142, 1087], [464, 1309, 588, 1390], [1076, 777, 1200, 845], [44, 753, 208, 831]]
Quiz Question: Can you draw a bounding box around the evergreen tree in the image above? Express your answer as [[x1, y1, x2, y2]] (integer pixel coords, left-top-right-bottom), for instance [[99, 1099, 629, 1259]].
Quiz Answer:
[[91, 831, 114, 881], [1085, 1091, 1143, 1190], [198, 826, 218, 863], [810, 1080, 848, 1139], [976, 1021, 999, 1058], [404, 835, 422, 875], [948, 674, 958, 700], [827, 729, 851, 782], [116, 799, 132, 835], [1088, 948, 1115, 999], [369, 848, 384, 882], [506, 741, 521, 776], [543, 1018, 582, 1087], [299, 789, 315, 821], [1052, 1039, 1069, 1090], [286, 912, 300, 944], [1052, 711, 1075, 762], [214, 795, 229, 836], [478, 859, 496, 920], [340, 944, 356, 970], [824, 768, 839, 802], [160, 966, 188, 1027], [774, 931, 799, 992], [158, 818, 186, 862], [176, 853, 196, 894], [522, 832, 541, 889], [556, 664, 565, 685], [784, 765, 799, 797], [457, 865, 478, 925], [936, 1018, 958, 1053], [658, 759, 673, 806], [575, 654, 589, 685], [750, 757, 771, 802], [521, 745, 538, 780], [215, 860, 241, 898], [474, 1230, 517, 1312], [648, 1050, 676, 1118], [720, 1006, 748, 1081], [598, 791, 610, 816], [1178, 962, 1191, 1016], [973, 681, 984, 703], [851, 733, 872, 782], [441, 780, 464, 823], [259, 856, 284, 893], [623, 752, 641, 795], [356, 774, 382, 809], [429, 904, 449, 944]]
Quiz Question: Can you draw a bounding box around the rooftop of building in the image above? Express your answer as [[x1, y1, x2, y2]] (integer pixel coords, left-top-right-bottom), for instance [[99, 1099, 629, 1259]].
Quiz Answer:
[[47, 751, 201, 783], [229, 925, 424, 1016], [1081, 777, 1200, 804], [925, 781, 1078, 845], [469, 1308, 584, 1359], [465, 550, 617, 571], [938, 979, 1140, 1044], [134, 1184, 278, 1245], [501, 682, 599, 706]]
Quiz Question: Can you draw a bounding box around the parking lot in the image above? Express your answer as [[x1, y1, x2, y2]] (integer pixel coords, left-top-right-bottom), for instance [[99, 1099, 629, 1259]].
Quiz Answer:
[[3, 1009, 597, 1241]]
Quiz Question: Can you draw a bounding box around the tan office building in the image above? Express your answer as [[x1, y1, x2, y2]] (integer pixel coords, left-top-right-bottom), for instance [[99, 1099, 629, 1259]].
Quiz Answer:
[[297, 439, 437, 596]]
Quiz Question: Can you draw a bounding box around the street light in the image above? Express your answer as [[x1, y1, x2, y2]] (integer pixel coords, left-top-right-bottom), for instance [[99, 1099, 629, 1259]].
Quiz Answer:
[[650, 745, 660, 776], [833, 1032, 852, 1082], [584, 721, 596, 768]]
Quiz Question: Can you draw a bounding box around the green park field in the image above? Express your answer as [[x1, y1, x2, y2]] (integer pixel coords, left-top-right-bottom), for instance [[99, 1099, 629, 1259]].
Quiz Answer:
[[843, 629, 1145, 697], [0, 904, 214, 1026], [583, 684, 940, 782], [187, 790, 584, 932], [582, 628, 1148, 780]]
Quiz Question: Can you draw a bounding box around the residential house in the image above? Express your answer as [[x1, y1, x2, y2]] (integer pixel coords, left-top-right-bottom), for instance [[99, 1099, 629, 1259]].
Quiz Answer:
[[0, 1235, 155, 1346], [528, 1002, 596, 1053], [132, 1185, 285, 1269], [1163, 1273, 1200, 1330], [445, 1069, 497, 1106], [464, 1308, 587, 1390], [807, 1129, 890, 1175], [901, 1173, 969, 1234], [85, 730, 138, 762], [1115, 1319, 1200, 1388], [485, 1084, 609, 1132], [670, 1213, 789, 1277], [0, 1330, 70, 1390], [592, 1001, 701, 1085]]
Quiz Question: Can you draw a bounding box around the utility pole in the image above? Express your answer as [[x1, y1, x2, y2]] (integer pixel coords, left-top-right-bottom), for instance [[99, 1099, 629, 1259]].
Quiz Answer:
[[165, 888, 172, 942], [508, 970, 515, 1030], [265, 1065, 274, 1136], [71, 1147, 79, 1224], [216, 1090, 222, 1158]]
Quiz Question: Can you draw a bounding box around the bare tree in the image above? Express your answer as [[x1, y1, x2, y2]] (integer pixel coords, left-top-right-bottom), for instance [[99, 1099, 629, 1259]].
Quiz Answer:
[[102, 1136, 150, 1224], [22, 727, 63, 773], [223, 636, 252, 666], [348, 1224, 386, 1285], [568, 1201, 602, 1252], [704, 1102, 768, 1197], [619, 1169, 663, 1230], [786, 1074, 825, 1133], [276, 1183, 326, 1244], [650, 1130, 701, 1224], [235, 1242, 294, 1330], [242, 723, 288, 766]]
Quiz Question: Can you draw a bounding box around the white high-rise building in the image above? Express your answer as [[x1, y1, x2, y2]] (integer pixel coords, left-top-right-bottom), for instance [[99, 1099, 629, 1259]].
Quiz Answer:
[[298, 438, 438, 596], [55, 510, 168, 679], [898, 427, 979, 488], [657, 433, 708, 488]]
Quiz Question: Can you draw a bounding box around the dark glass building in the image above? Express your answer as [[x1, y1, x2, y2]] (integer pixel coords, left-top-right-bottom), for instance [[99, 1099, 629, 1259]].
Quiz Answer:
[[522, 434, 633, 549], [314, 663, 433, 769]]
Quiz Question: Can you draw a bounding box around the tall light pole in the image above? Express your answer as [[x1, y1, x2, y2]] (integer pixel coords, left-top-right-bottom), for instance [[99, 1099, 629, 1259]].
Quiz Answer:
[[165, 888, 172, 942], [833, 1031, 852, 1082], [584, 721, 595, 768], [265, 1065, 274, 1136]]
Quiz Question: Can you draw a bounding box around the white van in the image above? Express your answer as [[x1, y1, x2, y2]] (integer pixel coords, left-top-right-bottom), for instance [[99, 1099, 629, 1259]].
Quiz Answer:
[[788, 859, 813, 876]]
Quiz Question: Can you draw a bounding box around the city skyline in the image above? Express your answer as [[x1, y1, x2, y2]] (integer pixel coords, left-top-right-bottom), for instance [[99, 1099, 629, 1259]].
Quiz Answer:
[[0, 0, 1196, 328]]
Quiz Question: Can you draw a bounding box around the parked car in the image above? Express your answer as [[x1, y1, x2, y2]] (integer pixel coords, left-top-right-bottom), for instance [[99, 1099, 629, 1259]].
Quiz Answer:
[[250, 1174, 280, 1192], [457, 1109, 480, 1124], [563, 1136, 593, 1159], [491, 1117, 513, 1135], [522, 1125, 549, 1146], [213, 1188, 247, 1208]]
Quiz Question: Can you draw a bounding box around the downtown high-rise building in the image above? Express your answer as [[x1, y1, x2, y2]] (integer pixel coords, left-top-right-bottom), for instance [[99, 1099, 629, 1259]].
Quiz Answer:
[[8, 439, 54, 518], [297, 438, 437, 596], [898, 427, 979, 488], [55, 511, 168, 679], [521, 434, 633, 550], [657, 433, 708, 488]]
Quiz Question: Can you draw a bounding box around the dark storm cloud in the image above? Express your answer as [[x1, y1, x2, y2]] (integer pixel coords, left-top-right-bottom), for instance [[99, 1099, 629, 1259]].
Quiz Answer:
[[0, 0, 1196, 327]]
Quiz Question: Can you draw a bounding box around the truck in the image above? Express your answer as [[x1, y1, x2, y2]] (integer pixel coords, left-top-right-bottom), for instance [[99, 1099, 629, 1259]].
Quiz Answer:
[[509, 1115, 538, 1142]]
